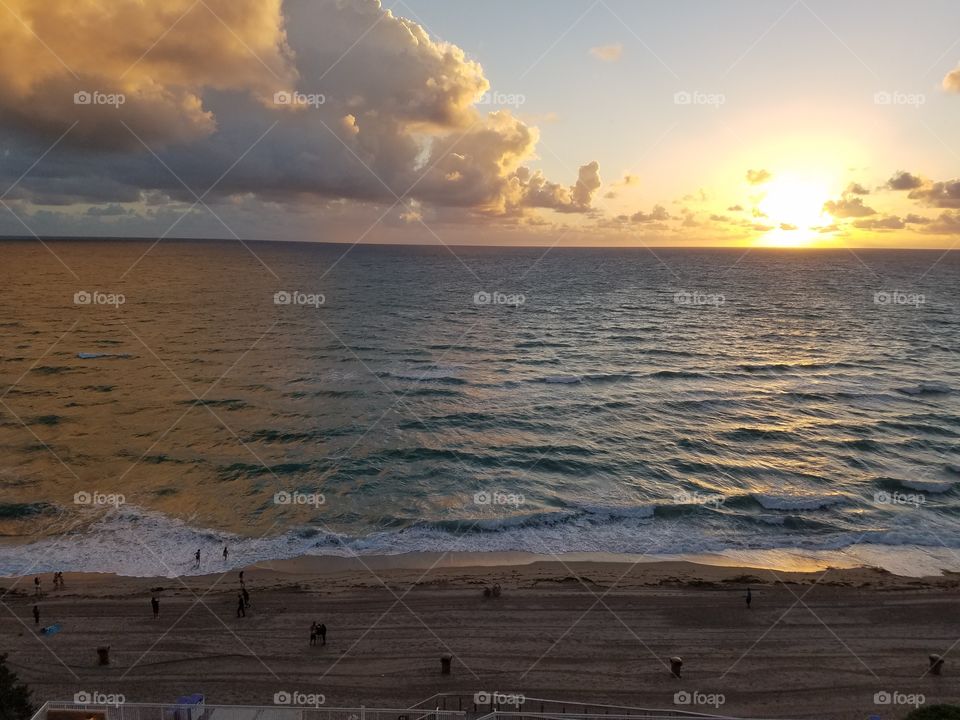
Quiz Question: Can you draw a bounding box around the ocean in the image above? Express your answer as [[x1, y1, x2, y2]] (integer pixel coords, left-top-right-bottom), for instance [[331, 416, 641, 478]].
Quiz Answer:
[[1, 240, 958, 577]]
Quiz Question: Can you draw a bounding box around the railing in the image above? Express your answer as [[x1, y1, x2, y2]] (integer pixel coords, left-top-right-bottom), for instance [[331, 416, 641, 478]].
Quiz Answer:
[[410, 695, 789, 720], [31, 702, 466, 720]]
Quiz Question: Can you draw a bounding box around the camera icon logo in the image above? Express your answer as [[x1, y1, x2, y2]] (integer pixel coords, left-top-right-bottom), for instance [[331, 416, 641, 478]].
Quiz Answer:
[[74, 290, 92, 305], [874, 691, 892, 705], [74, 691, 92, 703], [473, 291, 491, 305], [474, 692, 492, 704], [473, 491, 491, 505], [274, 291, 292, 305], [674, 91, 692, 105], [274, 491, 292, 505], [74, 491, 92, 505], [673, 691, 692, 705], [74, 91, 92, 105], [274, 691, 292, 705], [274, 91, 292, 106]]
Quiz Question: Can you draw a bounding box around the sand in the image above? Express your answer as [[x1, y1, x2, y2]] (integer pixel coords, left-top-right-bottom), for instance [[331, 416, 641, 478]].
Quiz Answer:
[[2, 557, 959, 719]]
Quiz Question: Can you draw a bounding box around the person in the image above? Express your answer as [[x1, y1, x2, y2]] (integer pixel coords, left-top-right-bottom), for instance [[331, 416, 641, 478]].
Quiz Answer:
[[309, 622, 317, 647], [32, 605, 39, 626], [34, 576, 41, 596], [151, 596, 160, 619], [242, 587, 250, 609], [236, 592, 245, 618], [746, 587, 752, 609], [319, 622, 326, 646], [223, 545, 228, 561], [194, 549, 201, 568], [238, 570, 244, 587]]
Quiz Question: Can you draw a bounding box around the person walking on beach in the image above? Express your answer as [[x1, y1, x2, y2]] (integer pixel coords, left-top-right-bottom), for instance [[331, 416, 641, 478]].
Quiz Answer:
[[242, 587, 250, 610], [223, 545, 228, 562], [309, 622, 317, 646], [32, 605, 39, 626], [238, 570, 244, 587], [746, 587, 752, 609], [194, 549, 201, 569], [236, 592, 246, 618], [151, 596, 160, 619], [319, 622, 327, 646], [34, 576, 41, 596]]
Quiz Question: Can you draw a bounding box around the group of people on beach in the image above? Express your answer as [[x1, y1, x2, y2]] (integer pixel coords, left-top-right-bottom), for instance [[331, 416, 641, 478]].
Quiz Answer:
[[309, 621, 327, 646], [33, 572, 65, 597], [193, 544, 231, 569]]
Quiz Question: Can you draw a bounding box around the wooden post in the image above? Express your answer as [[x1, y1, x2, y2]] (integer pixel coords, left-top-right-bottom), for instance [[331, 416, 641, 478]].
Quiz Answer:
[[670, 656, 683, 678], [440, 655, 452, 675], [96, 646, 110, 665], [929, 654, 944, 675]]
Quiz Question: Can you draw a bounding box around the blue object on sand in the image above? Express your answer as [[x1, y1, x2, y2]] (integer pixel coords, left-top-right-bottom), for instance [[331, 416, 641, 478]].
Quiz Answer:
[[175, 694, 204, 705], [40, 623, 61, 635]]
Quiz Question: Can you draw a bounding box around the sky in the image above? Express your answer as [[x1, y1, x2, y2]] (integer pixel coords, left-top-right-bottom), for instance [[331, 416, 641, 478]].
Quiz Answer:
[[1, 0, 959, 247]]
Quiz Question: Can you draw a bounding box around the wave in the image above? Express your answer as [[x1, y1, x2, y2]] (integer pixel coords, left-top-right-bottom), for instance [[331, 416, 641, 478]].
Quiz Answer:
[[900, 382, 953, 395], [751, 493, 847, 511], [5, 502, 960, 578]]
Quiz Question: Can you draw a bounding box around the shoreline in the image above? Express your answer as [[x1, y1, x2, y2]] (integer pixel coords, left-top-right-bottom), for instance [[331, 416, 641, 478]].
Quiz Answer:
[[5, 542, 960, 582]]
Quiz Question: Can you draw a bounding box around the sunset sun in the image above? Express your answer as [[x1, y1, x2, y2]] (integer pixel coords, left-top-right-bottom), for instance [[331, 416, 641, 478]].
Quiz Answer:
[[757, 175, 834, 247]]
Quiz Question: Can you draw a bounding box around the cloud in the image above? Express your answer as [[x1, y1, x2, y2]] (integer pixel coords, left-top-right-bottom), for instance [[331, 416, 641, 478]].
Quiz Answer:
[[924, 211, 960, 233], [630, 204, 670, 223], [746, 169, 771, 185], [886, 171, 924, 190], [944, 65, 960, 93], [590, 44, 623, 62], [0, 0, 296, 150], [823, 197, 876, 218], [907, 178, 960, 208], [845, 182, 869, 195], [903, 213, 930, 224], [0, 0, 599, 220], [852, 215, 905, 230], [727, 204, 744, 212]]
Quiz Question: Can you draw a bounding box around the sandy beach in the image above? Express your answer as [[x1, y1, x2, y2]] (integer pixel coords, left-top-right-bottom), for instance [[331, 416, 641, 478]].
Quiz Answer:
[[2, 557, 959, 719]]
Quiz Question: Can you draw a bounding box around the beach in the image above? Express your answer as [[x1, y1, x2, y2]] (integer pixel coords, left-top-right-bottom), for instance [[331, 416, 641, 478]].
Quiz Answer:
[[2, 557, 958, 719]]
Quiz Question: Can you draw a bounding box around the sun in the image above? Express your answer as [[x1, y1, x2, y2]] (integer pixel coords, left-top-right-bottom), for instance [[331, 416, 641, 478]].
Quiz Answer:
[[756, 174, 834, 247]]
